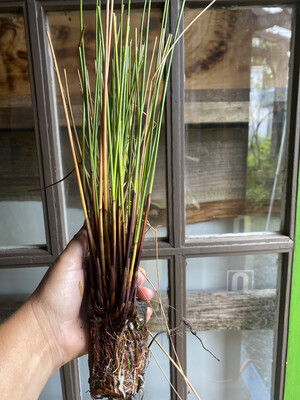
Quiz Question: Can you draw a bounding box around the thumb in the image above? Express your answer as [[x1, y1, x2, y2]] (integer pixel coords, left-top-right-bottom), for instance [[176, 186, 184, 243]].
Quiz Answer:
[[60, 227, 89, 264]]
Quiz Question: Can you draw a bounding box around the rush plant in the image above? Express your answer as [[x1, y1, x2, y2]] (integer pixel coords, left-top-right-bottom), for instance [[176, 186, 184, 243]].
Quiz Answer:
[[47, 0, 215, 398]]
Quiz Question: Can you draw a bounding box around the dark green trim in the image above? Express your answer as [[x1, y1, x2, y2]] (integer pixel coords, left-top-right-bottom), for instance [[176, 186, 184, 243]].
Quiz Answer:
[[284, 164, 300, 399]]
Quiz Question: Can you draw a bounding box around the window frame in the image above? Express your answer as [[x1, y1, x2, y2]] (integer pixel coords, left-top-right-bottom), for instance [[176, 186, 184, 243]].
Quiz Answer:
[[0, 0, 299, 399]]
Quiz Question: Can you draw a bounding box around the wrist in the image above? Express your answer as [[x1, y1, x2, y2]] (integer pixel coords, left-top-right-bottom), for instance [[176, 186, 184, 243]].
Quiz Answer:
[[28, 294, 63, 372]]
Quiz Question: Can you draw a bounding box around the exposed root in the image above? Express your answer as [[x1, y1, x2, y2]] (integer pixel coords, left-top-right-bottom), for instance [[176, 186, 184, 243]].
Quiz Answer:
[[89, 308, 149, 399], [148, 318, 220, 362]]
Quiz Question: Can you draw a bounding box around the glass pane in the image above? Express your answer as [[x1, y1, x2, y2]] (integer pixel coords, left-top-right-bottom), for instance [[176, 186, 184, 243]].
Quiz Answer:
[[186, 254, 280, 400], [77, 355, 90, 400], [141, 259, 170, 400], [143, 333, 170, 400], [78, 259, 170, 399], [184, 7, 292, 236], [0, 267, 48, 295], [140, 259, 169, 329], [0, 12, 46, 246], [0, 266, 48, 322], [46, 8, 167, 240]]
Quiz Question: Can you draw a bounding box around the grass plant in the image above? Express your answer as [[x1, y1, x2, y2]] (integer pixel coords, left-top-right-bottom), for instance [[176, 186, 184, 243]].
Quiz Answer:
[[47, 0, 216, 398]]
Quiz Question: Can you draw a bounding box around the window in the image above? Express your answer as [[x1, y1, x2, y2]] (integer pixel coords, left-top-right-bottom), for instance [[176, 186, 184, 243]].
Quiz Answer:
[[0, 1, 299, 399], [0, 10, 46, 246]]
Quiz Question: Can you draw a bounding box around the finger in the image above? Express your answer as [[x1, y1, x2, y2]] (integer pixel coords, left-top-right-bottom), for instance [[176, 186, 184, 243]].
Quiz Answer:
[[60, 227, 89, 264], [137, 267, 146, 286], [146, 307, 153, 322], [137, 286, 153, 302]]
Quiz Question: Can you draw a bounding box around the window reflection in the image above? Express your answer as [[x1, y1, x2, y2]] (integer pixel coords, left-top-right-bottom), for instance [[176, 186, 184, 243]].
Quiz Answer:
[[0, 12, 46, 246], [184, 7, 292, 236], [186, 254, 280, 399]]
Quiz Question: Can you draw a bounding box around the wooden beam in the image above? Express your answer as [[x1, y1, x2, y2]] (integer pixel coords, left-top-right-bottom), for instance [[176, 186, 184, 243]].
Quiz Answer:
[[148, 290, 276, 332], [184, 289, 276, 331], [0, 289, 276, 332], [184, 101, 249, 124]]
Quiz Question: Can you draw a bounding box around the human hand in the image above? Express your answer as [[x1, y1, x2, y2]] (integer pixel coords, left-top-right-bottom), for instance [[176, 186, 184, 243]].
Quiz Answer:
[[29, 227, 153, 371]]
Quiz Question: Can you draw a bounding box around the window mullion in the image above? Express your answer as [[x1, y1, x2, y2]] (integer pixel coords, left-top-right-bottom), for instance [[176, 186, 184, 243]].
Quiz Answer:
[[169, 0, 186, 250], [60, 360, 81, 400], [167, 1, 187, 398], [25, 0, 67, 257], [283, 2, 300, 240]]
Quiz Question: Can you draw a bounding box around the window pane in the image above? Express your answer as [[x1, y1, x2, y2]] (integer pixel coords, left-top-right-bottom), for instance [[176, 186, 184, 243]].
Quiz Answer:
[[0, 12, 46, 246], [143, 333, 170, 400], [46, 8, 167, 240], [0, 266, 48, 324], [0, 266, 48, 295], [186, 254, 280, 399], [141, 260, 170, 399], [184, 7, 292, 236], [140, 259, 169, 330]]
